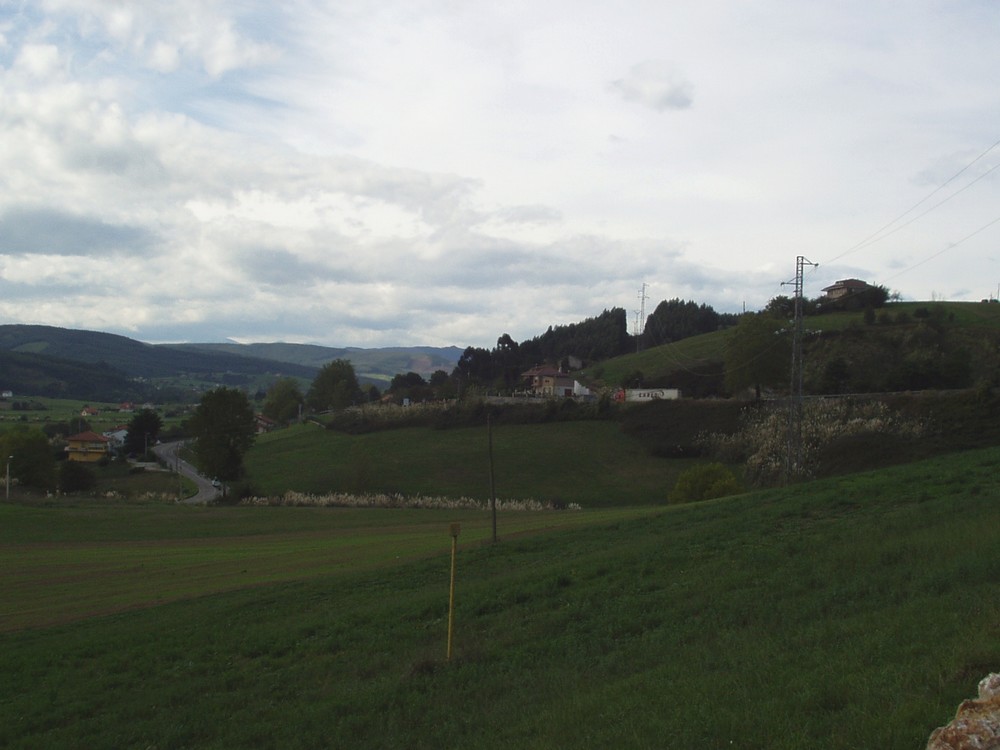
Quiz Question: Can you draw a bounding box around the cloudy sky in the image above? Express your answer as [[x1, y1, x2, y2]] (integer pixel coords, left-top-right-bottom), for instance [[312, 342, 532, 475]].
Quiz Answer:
[[1, 1, 999, 348]]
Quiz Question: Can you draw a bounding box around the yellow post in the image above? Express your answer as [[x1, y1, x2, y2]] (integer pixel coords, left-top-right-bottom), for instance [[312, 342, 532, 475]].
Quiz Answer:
[[447, 522, 460, 661]]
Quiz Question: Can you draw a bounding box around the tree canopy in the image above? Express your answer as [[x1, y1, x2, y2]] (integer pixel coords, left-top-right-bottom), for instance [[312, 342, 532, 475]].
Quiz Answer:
[[263, 378, 305, 424], [0, 428, 55, 490], [189, 387, 256, 483], [124, 408, 163, 456], [723, 313, 791, 399], [306, 360, 362, 412]]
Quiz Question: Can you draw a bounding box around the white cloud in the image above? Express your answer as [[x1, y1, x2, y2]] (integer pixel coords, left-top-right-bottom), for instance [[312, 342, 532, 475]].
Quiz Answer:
[[0, 1, 999, 349], [609, 60, 694, 112]]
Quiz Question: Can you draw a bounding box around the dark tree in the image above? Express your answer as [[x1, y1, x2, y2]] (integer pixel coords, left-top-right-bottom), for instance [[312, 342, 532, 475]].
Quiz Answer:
[[388, 371, 432, 403], [124, 408, 163, 456], [643, 299, 723, 347], [306, 359, 362, 412], [724, 313, 791, 399], [263, 378, 304, 424], [189, 387, 256, 484], [0, 428, 55, 490]]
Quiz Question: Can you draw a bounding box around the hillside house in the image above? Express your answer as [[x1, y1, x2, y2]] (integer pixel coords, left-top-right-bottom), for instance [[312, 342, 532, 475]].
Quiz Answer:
[[81, 406, 100, 417], [822, 278, 870, 300], [65, 431, 111, 462]]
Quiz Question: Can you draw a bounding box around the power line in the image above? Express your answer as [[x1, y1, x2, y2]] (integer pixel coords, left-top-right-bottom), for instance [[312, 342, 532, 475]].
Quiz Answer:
[[825, 136, 1000, 266]]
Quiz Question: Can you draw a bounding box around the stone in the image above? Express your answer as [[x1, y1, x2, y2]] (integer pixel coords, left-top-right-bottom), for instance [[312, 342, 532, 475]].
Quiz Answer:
[[926, 674, 1000, 749]]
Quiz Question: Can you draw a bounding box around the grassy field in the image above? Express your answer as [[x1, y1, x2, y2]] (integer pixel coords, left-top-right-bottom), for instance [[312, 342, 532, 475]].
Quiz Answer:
[[1, 445, 998, 748], [245, 421, 702, 506]]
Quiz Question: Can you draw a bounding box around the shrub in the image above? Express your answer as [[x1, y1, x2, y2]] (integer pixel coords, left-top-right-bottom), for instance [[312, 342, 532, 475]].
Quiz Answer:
[[669, 463, 740, 504], [59, 461, 97, 493]]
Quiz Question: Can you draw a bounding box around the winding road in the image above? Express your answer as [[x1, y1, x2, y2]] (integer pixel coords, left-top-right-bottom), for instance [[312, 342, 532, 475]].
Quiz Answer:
[[152, 441, 220, 504]]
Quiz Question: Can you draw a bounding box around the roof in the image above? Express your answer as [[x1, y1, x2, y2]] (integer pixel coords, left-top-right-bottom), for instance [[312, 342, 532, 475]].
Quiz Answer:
[[67, 431, 110, 443], [822, 278, 870, 292]]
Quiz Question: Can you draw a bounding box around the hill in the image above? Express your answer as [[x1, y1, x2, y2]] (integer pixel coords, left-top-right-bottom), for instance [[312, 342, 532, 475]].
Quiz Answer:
[[584, 300, 1000, 393], [177, 342, 462, 383], [2, 446, 998, 747], [0, 325, 461, 398]]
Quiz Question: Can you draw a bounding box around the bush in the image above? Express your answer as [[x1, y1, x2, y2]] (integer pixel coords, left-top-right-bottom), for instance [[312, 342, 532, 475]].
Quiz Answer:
[[59, 461, 98, 493], [669, 463, 740, 504]]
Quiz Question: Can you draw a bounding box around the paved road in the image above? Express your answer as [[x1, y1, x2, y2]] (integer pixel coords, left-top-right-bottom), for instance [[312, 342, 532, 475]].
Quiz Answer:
[[152, 441, 220, 504]]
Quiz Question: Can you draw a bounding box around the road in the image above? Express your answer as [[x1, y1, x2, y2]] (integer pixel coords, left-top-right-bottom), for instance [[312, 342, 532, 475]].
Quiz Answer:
[[152, 441, 220, 504]]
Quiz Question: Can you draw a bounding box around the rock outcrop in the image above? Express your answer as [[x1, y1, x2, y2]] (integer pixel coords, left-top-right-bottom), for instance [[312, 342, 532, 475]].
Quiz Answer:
[[927, 673, 1000, 749]]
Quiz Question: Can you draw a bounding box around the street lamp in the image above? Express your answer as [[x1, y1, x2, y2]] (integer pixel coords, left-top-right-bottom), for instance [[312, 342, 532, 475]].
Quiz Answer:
[[5, 455, 12, 501]]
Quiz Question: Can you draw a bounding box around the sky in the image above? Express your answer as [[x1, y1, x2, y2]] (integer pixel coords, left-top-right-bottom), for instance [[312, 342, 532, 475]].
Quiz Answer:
[[1, 1, 999, 349]]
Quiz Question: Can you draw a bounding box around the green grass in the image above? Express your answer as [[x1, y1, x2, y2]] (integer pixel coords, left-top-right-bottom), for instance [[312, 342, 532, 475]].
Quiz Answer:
[[2, 446, 999, 747], [584, 300, 1000, 388], [246, 421, 699, 506]]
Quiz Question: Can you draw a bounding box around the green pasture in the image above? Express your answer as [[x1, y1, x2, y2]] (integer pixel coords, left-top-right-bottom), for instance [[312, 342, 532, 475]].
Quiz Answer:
[[2, 446, 999, 747], [245, 421, 700, 506]]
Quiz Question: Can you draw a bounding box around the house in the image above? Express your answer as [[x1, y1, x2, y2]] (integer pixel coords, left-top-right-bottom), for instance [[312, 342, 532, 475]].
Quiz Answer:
[[1, 390, 12, 400], [521, 366, 588, 398], [103, 428, 129, 451], [822, 278, 870, 300], [255, 414, 279, 434], [65, 431, 111, 462], [119, 402, 135, 413], [81, 406, 100, 417]]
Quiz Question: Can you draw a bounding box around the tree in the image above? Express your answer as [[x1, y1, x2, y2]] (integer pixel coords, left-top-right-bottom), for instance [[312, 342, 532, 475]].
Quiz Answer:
[[124, 408, 163, 456], [388, 371, 432, 403], [724, 313, 791, 399], [0, 428, 55, 490], [189, 387, 256, 484], [263, 378, 304, 424], [306, 359, 362, 412]]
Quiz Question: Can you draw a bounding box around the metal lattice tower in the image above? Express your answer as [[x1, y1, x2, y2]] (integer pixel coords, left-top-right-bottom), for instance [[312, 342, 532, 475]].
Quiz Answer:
[[784, 256, 817, 480], [635, 282, 648, 353]]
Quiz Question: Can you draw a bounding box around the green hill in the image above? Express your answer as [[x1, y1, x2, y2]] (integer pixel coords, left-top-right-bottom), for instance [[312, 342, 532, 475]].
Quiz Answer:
[[584, 301, 1000, 393], [2, 446, 998, 747], [0, 325, 462, 397]]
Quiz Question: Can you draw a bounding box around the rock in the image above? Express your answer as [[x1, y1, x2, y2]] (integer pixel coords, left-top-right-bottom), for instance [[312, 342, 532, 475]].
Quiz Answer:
[[927, 674, 1000, 749]]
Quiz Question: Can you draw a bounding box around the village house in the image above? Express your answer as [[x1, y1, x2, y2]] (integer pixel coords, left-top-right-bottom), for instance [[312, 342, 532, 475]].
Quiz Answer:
[[521, 366, 591, 398], [255, 414, 279, 434], [822, 278, 870, 300], [65, 431, 111, 463]]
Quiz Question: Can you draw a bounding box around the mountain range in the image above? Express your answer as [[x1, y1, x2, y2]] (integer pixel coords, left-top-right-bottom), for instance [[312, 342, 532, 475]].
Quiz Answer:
[[0, 324, 462, 401]]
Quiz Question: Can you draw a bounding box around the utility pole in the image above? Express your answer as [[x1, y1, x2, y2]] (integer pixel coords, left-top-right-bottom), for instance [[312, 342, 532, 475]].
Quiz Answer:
[[635, 282, 648, 353], [783, 256, 817, 481]]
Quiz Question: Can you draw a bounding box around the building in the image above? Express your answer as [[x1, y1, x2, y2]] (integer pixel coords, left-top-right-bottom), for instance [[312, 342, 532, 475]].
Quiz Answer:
[[822, 278, 870, 300], [521, 366, 575, 397], [65, 431, 111, 462]]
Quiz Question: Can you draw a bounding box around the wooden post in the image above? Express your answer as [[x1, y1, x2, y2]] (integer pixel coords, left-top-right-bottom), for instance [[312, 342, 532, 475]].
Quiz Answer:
[[447, 522, 460, 661], [488, 412, 497, 544]]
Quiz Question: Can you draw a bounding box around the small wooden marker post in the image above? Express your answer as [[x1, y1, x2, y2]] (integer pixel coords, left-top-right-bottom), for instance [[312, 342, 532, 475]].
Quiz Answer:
[[447, 522, 461, 661]]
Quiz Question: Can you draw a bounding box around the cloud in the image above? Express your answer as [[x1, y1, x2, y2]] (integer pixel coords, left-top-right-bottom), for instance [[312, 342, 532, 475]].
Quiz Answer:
[[609, 60, 694, 111], [0, 207, 157, 256]]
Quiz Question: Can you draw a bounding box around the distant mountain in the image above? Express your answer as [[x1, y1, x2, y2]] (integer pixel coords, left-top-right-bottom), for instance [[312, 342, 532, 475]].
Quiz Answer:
[[176, 342, 463, 382], [0, 325, 463, 398]]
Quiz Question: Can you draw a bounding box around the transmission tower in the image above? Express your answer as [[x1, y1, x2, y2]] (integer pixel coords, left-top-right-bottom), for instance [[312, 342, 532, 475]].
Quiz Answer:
[[635, 283, 648, 353], [783, 256, 817, 480]]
